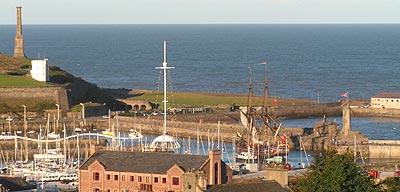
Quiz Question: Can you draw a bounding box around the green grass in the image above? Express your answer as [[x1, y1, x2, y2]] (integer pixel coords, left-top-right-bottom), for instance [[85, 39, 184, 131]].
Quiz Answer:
[[129, 90, 317, 108], [0, 74, 50, 88]]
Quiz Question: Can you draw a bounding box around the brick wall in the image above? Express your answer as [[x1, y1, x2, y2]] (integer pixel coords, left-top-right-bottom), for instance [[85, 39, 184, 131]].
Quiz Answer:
[[81, 160, 185, 192]]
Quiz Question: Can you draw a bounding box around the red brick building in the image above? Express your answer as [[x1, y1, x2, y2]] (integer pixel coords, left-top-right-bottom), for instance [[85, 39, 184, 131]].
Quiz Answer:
[[79, 150, 232, 192]]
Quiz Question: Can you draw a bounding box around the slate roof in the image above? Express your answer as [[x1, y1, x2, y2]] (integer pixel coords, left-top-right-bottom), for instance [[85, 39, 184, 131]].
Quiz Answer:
[[372, 92, 400, 99], [0, 176, 36, 191], [80, 150, 209, 174], [207, 180, 292, 192]]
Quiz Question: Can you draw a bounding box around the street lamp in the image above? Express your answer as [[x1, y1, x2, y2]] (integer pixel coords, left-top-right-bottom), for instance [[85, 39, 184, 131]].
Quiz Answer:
[[22, 105, 26, 123], [22, 105, 28, 162], [80, 102, 85, 129], [55, 104, 60, 131], [79, 103, 85, 120], [55, 104, 60, 121]]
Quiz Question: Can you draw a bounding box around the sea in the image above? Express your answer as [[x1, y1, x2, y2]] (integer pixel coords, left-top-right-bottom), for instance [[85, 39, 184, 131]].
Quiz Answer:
[[1, 24, 400, 140]]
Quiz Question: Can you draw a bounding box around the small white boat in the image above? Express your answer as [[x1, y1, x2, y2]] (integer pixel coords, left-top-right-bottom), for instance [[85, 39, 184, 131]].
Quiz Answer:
[[39, 172, 63, 182], [59, 173, 78, 181], [265, 156, 284, 164], [74, 128, 82, 132], [128, 129, 142, 139], [47, 132, 60, 139], [237, 152, 257, 160]]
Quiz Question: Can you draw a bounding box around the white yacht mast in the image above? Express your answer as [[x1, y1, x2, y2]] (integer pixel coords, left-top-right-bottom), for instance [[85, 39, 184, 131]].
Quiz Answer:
[[147, 41, 180, 152], [156, 41, 174, 135]]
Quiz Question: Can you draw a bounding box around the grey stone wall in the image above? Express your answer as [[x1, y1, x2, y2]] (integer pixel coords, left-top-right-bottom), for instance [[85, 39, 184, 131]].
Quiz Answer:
[[352, 108, 400, 118], [0, 87, 69, 111]]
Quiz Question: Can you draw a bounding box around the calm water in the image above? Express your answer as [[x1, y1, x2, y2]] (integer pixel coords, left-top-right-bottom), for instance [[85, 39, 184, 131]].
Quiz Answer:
[[284, 116, 400, 140], [1, 24, 400, 139]]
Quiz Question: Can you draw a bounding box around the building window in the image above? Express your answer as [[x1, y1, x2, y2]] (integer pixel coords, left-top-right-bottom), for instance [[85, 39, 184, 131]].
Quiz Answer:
[[114, 175, 119, 180], [122, 175, 126, 181], [146, 176, 150, 183], [94, 188, 100, 192], [140, 184, 153, 191], [154, 177, 159, 183], [172, 177, 180, 185], [93, 172, 100, 181], [130, 176, 134, 181], [106, 189, 111, 192], [162, 178, 167, 183], [138, 176, 142, 182], [106, 174, 111, 180]]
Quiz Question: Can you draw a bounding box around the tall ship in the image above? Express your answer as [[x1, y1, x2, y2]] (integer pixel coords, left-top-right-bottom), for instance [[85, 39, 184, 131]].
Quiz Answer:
[[234, 63, 289, 167]]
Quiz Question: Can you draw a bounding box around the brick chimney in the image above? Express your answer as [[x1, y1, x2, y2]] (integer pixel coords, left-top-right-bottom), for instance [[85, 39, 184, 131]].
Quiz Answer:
[[13, 6, 26, 58], [208, 150, 221, 185]]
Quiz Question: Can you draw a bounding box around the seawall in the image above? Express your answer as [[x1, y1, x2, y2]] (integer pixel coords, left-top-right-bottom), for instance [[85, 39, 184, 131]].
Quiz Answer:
[[352, 108, 400, 118], [0, 86, 69, 111]]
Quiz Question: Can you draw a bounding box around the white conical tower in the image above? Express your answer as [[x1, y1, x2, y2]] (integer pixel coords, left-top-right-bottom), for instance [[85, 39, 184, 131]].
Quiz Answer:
[[149, 41, 181, 152]]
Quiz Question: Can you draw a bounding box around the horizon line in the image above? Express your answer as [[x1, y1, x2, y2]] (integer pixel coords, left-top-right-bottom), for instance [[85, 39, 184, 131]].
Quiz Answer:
[[1, 22, 400, 25]]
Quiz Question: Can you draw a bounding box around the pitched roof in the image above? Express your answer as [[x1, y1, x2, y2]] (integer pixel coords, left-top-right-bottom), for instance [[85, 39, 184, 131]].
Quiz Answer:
[[207, 180, 292, 192], [372, 92, 400, 99], [80, 150, 209, 174], [0, 176, 36, 191]]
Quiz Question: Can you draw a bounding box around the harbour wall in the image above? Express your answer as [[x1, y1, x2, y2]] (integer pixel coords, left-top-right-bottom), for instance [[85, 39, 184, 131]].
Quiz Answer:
[[273, 103, 342, 119], [352, 108, 400, 118], [368, 140, 400, 158], [0, 87, 69, 112]]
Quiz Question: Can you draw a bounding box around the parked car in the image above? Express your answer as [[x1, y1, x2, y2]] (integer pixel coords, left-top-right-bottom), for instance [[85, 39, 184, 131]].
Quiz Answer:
[[394, 170, 400, 177]]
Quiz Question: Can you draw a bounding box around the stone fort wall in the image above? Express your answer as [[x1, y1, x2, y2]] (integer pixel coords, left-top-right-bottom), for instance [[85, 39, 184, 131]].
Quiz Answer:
[[0, 87, 69, 111]]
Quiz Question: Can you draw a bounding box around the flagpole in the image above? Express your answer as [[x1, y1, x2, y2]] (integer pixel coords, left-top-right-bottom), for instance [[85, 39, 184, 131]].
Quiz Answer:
[[347, 91, 350, 101]]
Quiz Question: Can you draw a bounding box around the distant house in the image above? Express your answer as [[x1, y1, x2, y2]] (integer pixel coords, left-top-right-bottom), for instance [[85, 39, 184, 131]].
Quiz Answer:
[[79, 150, 232, 192], [371, 92, 400, 109], [30, 59, 49, 82], [0, 176, 36, 191]]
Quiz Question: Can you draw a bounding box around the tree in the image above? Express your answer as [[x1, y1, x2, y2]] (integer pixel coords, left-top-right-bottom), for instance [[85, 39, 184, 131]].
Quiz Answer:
[[380, 177, 400, 192], [289, 147, 379, 192]]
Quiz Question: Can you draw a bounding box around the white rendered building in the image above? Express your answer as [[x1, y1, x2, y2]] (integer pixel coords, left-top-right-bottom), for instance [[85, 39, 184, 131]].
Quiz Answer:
[[371, 92, 400, 109], [30, 59, 49, 82]]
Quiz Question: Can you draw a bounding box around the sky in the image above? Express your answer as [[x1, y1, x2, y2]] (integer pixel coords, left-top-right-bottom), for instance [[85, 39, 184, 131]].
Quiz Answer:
[[0, 0, 399, 24]]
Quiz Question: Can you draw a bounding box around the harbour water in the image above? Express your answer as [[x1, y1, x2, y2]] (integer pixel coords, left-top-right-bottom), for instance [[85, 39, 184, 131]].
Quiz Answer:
[[0, 24, 399, 140], [284, 116, 400, 140], [117, 134, 312, 168]]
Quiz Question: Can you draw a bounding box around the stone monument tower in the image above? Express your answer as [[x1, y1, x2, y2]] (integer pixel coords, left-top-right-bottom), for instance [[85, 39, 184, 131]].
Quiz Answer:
[[342, 100, 351, 136], [13, 6, 26, 58]]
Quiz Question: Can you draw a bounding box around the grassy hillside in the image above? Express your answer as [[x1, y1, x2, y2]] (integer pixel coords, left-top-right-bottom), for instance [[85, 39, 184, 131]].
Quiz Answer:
[[0, 74, 49, 88], [0, 53, 122, 113], [0, 53, 31, 74], [129, 89, 317, 108]]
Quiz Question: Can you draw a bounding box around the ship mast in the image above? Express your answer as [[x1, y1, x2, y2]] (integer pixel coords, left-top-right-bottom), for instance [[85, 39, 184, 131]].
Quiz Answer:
[[156, 41, 174, 135], [148, 41, 180, 152], [247, 66, 253, 116], [246, 66, 255, 162], [262, 62, 269, 120]]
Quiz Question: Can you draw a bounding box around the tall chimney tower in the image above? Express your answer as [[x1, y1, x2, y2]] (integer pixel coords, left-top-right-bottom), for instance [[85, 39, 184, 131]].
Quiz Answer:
[[13, 6, 26, 58]]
